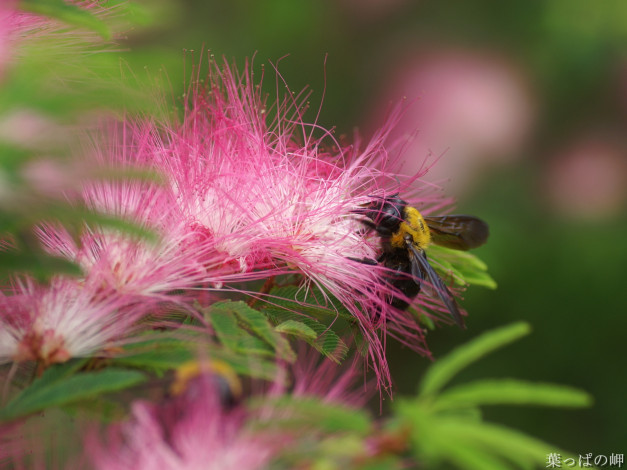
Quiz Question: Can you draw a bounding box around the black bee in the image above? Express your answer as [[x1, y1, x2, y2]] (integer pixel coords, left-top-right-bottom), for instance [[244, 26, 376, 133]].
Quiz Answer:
[[357, 194, 489, 328]]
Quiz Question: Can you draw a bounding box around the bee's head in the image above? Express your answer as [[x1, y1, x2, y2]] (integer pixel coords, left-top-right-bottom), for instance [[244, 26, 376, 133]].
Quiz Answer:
[[356, 194, 407, 231]]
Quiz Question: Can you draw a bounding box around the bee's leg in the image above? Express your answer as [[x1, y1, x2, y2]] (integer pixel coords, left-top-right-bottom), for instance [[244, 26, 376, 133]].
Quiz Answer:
[[347, 256, 378, 265], [354, 216, 395, 237], [345, 256, 387, 325]]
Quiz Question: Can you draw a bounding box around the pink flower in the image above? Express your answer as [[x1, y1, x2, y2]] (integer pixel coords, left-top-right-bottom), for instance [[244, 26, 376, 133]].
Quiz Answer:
[[146, 59, 440, 388], [0, 277, 145, 365], [88, 372, 275, 470], [286, 345, 375, 407], [35, 122, 214, 304]]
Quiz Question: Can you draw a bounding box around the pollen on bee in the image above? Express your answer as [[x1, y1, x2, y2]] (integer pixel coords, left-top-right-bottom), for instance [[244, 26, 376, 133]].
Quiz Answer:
[[396, 207, 432, 250]]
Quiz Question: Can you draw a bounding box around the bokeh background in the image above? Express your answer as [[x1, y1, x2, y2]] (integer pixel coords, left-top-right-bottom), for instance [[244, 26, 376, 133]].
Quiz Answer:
[[125, 0, 626, 456]]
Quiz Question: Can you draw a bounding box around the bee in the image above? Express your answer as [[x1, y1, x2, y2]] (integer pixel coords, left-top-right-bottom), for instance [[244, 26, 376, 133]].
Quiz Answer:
[[170, 360, 242, 408], [356, 194, 489, 328]]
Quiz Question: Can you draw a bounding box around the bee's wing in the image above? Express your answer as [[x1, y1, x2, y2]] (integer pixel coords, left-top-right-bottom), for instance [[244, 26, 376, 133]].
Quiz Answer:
[[407, 242, 466, 328], [424, 215, 489, 250]]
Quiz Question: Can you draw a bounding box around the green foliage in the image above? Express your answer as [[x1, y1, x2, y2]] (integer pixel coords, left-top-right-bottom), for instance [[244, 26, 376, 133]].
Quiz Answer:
[[19, 0, 111, 39], [112, 335, 197, 372], [275, 319, 319, 340], [265, 285, 354, 321], [420, 322, 531, 396], [253, 396, 372, 435], [0, 362, 146, 422], [395, 322, 591, 469], [243, 322, 592, 470], [208, 300, 296, 362], [428, 245, 497, 289], [0, 250, 82, 282], [113, 331, 280, 381], [260, 285, 351, 363], [433, 379, 592, 410]]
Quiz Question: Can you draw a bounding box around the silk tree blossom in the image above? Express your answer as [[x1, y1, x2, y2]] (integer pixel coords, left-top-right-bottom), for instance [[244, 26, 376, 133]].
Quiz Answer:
[[36, 123, 217, 304], [128, 58, 455, 389], [87, 355, 366, 470], [88, 373, 276, 470], [24, 57, 459, 389], [155, 61, 390, 281], [139, 59, 441, 388], [0, 277, 144, 365], [281, 345, 375, 407]]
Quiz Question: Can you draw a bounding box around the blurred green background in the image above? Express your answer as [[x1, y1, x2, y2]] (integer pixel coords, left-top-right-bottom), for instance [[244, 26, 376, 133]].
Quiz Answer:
[[127, 0, 626, 456]]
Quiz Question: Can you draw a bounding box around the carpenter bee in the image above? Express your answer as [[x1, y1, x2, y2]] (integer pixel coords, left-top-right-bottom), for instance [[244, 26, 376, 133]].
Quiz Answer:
[[170, 360, 242, 408], [356, 194, 489, 328]]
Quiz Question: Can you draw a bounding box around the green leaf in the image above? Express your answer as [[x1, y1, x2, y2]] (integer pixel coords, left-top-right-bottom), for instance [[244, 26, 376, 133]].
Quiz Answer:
[[275, 320, 318, 340], [0, 368, 146, 421], [229, 301, 293, 356], [209, 301, 295, 362], [420, 322, 531, 396], [263, 304, 348, 363], [435, 440, 513, 470], [0, 250, 82, 281], [20, 0, 111, 39], [434, 379, 593, 410], [9, 359, 88, 404], [208, 348, 279, 381], [436, 418, 560, 467], [397, 397, 558, 470], [113, 336, 196, 372], [208, 303, 255, 351], [428, 245, 497, 289], [115, 331, 280, 381], [266, 285, 354, 321], [251, 396, 372, 435]]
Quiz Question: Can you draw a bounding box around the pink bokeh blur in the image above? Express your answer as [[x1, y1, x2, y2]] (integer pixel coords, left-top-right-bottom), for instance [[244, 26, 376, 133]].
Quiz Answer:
[[370, 49, 535, 196], [545, 136, 627, 220]]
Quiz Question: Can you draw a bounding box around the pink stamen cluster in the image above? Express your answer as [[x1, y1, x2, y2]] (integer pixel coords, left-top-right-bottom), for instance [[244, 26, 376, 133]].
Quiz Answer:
[[1, 56, 453, 389], [88, 372, 276, 470]]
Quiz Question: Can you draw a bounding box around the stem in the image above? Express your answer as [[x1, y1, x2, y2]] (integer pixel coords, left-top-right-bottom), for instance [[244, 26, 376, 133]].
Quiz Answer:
[[248, 276, 276, 307]]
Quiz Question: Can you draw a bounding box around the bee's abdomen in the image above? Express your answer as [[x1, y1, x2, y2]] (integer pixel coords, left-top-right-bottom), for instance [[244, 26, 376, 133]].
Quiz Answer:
[[379, 253, 422, 310]]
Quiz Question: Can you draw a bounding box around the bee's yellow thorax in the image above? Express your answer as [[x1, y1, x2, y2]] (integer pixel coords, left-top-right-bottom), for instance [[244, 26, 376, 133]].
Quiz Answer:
[[390, 206, 431, 250]]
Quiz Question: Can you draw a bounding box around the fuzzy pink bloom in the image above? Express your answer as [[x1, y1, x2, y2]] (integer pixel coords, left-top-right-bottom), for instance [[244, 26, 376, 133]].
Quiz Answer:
[[283, 345, 375, 407], [144, 58, 443, 389], [0, 277, 145, 365], [88, 374, 275, 470], [27, 56, 464, 390], [35, 123, 217, 306]]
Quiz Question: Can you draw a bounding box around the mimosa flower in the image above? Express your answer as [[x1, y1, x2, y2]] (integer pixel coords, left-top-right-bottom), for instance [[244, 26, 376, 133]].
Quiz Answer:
[[88, 373, 275, 470], [35, 122, 212, 303], [138, 58, 451, 388], [277, 345, 375, 407], [0, 278, 144, 365]]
